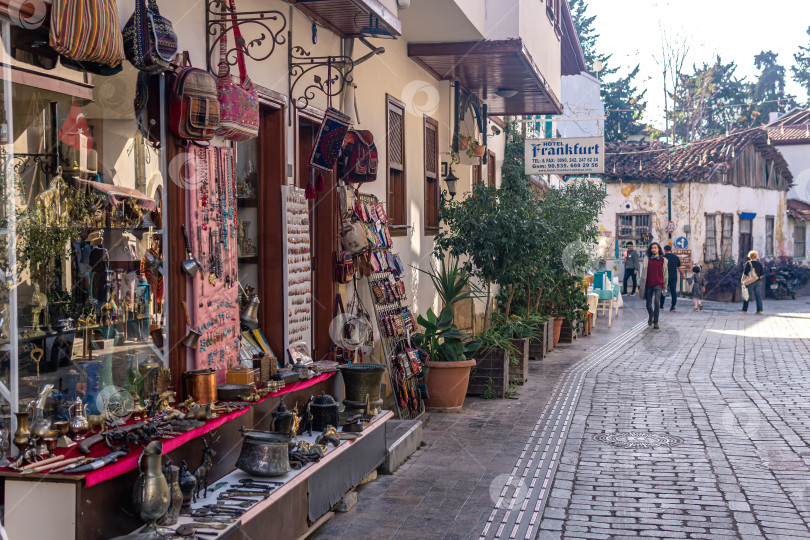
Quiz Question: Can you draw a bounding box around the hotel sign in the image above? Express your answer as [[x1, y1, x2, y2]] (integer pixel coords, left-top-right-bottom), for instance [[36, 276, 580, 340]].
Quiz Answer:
[[525, 136, 605, 175]]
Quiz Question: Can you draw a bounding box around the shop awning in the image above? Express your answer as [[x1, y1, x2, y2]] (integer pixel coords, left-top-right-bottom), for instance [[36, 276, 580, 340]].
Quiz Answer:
[[75, 179, 158, 212], [408, 39, 564, 116], [740, 212, 757, 220], [287, 0, 402, 38]]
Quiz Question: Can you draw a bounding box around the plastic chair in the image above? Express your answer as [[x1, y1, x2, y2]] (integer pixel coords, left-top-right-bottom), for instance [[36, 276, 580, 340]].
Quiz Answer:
[[593, 272, 615, 327]]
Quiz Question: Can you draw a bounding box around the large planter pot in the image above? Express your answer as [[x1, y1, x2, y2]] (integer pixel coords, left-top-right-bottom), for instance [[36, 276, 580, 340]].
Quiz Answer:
[[559, 319, 578, 344], [509, 338, 529, 384], [552, 318, 564, 347], [467, 348, 510, 398], [424, 359, 476, 412]]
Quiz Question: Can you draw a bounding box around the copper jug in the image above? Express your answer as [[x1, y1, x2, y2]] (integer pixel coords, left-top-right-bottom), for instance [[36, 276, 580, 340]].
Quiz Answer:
[[132, 441, 170, 530]]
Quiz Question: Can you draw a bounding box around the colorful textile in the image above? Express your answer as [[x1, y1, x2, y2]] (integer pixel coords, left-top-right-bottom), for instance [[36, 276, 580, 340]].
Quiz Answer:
[[49, 0, 125, 67], [309, 107, 352, 172], [58, 99, 93, 152]]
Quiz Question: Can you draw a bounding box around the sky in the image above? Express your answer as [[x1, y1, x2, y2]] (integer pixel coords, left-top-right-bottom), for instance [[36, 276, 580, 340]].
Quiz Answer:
[[585, 0, 810, 128]]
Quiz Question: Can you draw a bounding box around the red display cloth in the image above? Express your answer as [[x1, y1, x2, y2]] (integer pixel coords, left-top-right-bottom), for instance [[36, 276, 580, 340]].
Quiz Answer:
[[263, 372, 335, 400]]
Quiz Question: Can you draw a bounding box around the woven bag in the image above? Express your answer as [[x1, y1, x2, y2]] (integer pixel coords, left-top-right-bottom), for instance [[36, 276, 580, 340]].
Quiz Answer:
[[215, 0, 259, 141], [169, 53, 220, 142], [123, 0, 178, 73], [49, 0, 125, 68]]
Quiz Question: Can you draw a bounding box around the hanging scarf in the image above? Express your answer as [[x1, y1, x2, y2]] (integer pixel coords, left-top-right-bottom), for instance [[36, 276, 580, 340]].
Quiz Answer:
[[141, 248, 164, 303]]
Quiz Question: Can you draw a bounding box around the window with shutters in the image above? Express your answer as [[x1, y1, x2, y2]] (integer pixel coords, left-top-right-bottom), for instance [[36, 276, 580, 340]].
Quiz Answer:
[[487, 151, 496, 187], [424, 116, 440, 234], [387, 95, 407, 235], [473, 163, 482, 186], [795, 225, 807, 259], [705, 214, 718, 261], [765, 216, 774, 257], [617, 213, 651, 248], [721, 213, 734, 260]]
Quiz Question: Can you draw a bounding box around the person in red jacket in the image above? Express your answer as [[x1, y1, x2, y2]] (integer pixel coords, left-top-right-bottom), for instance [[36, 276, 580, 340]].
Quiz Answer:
[[638, 242, 669, 329]]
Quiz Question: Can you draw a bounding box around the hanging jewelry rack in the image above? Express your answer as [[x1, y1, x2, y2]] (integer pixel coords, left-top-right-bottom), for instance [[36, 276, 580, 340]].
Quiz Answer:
[[356, 192, 424, 420], [205, 0, 288, 76]]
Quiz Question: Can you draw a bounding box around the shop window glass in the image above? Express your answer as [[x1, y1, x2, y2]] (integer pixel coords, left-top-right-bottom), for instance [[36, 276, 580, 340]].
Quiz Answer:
[[1, 57, 166, 435]]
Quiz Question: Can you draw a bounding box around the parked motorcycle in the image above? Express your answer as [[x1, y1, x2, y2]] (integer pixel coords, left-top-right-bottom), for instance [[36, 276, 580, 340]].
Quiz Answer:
[[767, 267, 796, 300]]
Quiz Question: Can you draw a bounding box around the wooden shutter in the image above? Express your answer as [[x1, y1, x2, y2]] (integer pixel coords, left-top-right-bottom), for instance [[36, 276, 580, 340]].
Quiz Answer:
[[387, 95, 407, 232], [487, 151, 496, 187], [424, 116, 439, 234]]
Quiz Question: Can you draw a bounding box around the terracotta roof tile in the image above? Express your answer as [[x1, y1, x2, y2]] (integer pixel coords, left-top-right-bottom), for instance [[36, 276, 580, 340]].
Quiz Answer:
[[767, 109, 810, 144], [605, 128, 792, 184], [787, 199, 810, 221]]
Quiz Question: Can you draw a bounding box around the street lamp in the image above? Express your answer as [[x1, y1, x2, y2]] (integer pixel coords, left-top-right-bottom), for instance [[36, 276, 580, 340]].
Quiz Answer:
[[665, 169, 675, 242], [442, 168, 458, 201]]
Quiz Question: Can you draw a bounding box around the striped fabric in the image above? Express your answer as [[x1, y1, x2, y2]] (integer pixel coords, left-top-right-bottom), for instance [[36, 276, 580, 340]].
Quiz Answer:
[[50, 0, 125, 68]]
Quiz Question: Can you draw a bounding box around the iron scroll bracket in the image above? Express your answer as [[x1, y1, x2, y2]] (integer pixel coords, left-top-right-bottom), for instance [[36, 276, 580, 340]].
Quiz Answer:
[[205, 0, 287, 77], [288, 43, 354, 119]]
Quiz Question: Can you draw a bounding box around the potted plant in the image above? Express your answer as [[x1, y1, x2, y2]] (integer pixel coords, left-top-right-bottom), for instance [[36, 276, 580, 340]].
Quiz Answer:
[[491, 313, 533, 384], [472, 143, 487, 158], [413, 255, 483, 412], [413, 307, 480, 412], [458, 134, 473, 151]]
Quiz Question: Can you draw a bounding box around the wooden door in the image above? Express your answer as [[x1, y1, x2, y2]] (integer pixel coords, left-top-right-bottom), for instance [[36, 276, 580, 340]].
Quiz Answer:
[[739, 218, 753, 262], [297, 115, 336, 361]]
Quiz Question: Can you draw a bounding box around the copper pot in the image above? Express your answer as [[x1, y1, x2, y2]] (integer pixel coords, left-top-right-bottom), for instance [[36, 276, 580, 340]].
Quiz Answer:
[[183, 369, 217, 404]]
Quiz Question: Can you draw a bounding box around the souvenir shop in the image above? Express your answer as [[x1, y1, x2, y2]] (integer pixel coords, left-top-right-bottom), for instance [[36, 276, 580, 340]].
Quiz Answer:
[[0, 0, 423, 538]]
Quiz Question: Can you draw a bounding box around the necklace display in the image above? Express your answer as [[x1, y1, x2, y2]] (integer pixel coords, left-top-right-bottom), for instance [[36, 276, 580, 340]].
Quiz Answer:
[[281, 185, 312, 350], [185, 146, 240, 376]]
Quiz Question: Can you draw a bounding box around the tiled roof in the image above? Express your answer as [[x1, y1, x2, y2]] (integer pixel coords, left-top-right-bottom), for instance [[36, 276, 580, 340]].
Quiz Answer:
[[605, 128, 793, 184], [787, 199, 810, 221], [767, 109, 810, 144]]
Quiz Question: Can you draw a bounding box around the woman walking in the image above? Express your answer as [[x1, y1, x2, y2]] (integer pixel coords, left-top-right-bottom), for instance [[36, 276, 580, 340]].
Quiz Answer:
[[741, 250, 764, 314], [638, 242, 669, 329]]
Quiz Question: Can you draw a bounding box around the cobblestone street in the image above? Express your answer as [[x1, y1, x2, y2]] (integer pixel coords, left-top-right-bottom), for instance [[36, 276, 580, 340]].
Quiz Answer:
[[313, 297, 810, 539]]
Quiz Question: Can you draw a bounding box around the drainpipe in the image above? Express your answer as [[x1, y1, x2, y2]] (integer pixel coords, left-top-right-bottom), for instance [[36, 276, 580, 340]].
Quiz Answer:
[[341, 38, 356, 124]]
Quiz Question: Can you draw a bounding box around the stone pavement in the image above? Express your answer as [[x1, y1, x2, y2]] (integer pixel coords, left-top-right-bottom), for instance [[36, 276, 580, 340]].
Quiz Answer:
[[312, 296, 810, 539]]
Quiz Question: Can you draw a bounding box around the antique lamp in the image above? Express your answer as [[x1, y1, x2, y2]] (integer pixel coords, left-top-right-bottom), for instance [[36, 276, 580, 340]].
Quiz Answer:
[[442, 168, 458, 201]]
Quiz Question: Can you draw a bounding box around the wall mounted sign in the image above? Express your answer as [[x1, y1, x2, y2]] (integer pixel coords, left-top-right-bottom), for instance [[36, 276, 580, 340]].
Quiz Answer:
[[675, 236, 688, 249], [525, 136, 605, 175]]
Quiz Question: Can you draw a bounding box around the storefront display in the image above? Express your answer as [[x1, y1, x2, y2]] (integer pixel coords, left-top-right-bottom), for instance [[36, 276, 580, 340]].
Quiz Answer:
[[281, 185, 312, 351], [182, 146, 240, 379]]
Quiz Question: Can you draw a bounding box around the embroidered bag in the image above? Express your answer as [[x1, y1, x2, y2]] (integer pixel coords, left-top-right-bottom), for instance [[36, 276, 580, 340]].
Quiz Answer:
[[123, 0, 178, 73], [338, 130, 379, 184], [215, 0, 259, 141], [50, 0, 125, 68], [334, 251, 355, 284], [310, 107, 352, 171], [168, 52, 220, 142]]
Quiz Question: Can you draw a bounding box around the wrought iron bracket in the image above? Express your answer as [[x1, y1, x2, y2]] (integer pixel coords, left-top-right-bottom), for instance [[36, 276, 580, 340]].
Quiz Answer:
[[288, 42, 354, 115], [0, 148, 67, 177], [205, 0, 287, 77], [452, 83, 488, 165]]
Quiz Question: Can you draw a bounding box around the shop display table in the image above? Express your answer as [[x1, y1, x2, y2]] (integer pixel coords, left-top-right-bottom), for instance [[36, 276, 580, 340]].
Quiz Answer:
[[128, 411, 393, 540], [1, 372, 341, 540]]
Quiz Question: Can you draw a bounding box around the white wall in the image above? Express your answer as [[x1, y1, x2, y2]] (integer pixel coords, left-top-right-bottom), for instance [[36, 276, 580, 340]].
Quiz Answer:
[[559, 73, 603, 138], [779, 144, 810, 204], [600, 181, 791, 266]]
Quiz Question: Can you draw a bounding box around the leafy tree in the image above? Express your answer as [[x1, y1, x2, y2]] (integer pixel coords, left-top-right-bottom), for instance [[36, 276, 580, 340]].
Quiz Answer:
[[792, 26, 810, 106], [751, 50, 796, 121], [569, 0, 646, 141]]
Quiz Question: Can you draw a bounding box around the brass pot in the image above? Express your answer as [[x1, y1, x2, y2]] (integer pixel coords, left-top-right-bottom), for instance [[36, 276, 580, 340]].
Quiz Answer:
[[183, 369, 217, 404], [133, 441, 170, 527], [235, 431, 290, 477], [216, 384, 254, 402], [13, 411, 30, 453], [339, 364, 385, 409]]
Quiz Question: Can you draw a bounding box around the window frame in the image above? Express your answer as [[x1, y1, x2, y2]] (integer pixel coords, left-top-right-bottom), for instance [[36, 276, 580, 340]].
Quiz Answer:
[[721, 213, 734, 260], [616, 212, 652, 249], [705, 213, 718, 262], [487, 150, 496, 187], [794, 224, 807, 259], [765, 215, 774, 257], [423, 114, 440, 235], [386, 94, 407, 236]]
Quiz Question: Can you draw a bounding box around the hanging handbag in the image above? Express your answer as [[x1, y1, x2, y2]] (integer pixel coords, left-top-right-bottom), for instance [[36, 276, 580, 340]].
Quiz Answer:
[[123, 0, 178, 73], [310, 107, 352, 172], [335, 251, 355, 284], [215, 0, 260, 141], [169, 52, 220, 142], [50, 0, 125, 68], [338, 130, 379, 184]]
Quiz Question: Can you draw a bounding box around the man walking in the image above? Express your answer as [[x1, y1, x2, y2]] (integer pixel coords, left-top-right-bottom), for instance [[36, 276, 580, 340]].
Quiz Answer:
[[623, 241, 640, 295], [661, 244, 686, 311]]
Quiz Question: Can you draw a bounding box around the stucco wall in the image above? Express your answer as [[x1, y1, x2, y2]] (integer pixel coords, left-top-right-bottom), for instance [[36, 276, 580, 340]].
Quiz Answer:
[[779, 144, 810, 204], [559, 73, 603, 138], [600, 181, 791, 266]]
